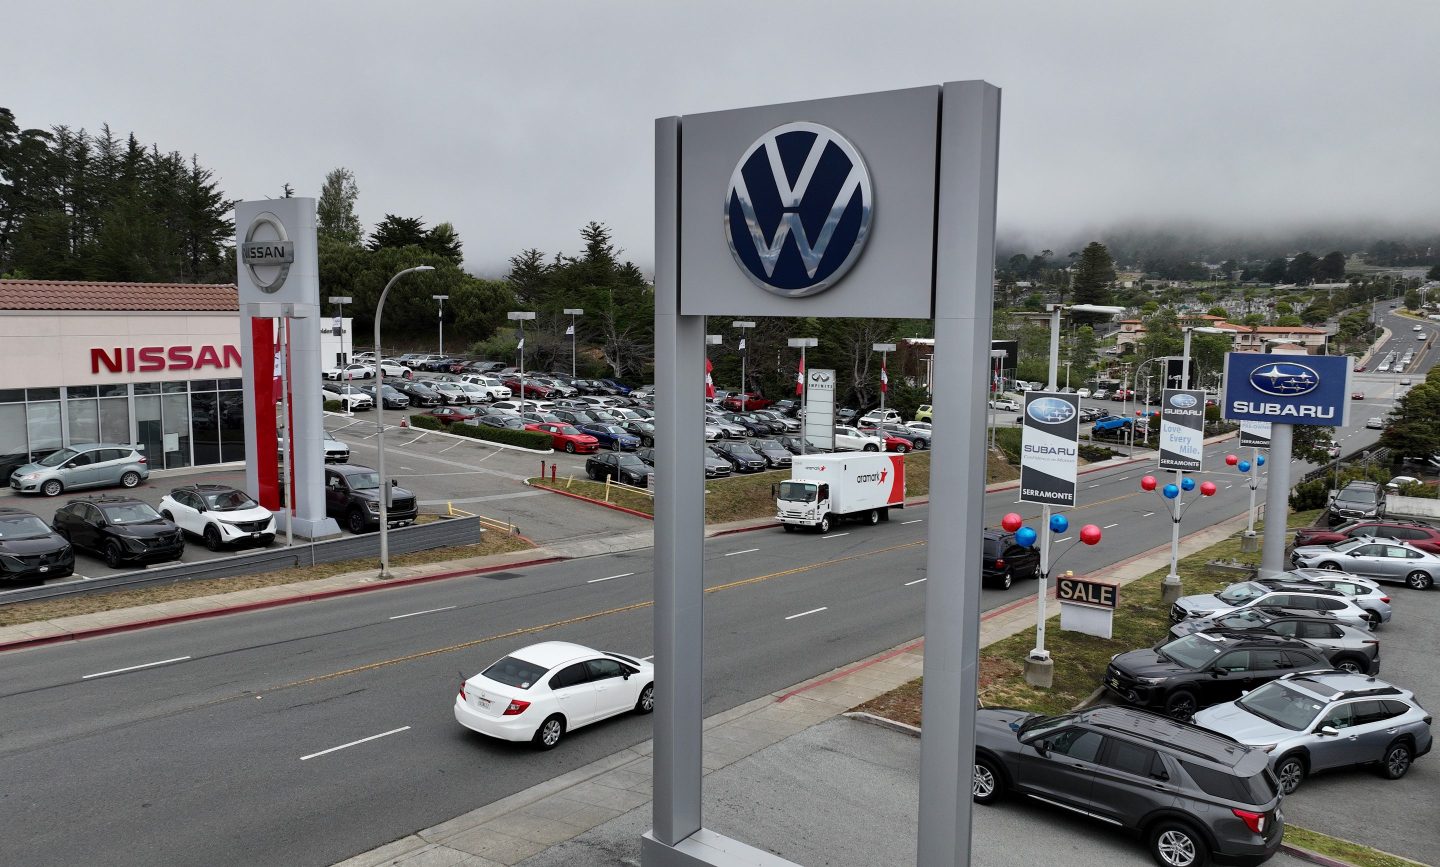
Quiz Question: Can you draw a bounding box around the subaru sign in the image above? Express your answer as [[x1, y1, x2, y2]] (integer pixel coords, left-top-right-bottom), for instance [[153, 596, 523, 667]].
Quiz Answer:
[[1159, 388, 1205, 472], [1222, 352, 1353, 426], [1020, 391, 1080, 506]]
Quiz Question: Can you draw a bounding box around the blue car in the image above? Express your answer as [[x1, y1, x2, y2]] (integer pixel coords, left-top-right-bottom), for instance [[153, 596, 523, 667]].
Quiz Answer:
[[600, 379, 633, 395], [578, 423, 640, 451]]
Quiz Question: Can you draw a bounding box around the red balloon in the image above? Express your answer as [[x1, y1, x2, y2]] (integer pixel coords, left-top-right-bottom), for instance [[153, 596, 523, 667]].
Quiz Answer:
[[1001, 512, 1023, 532], [1225, 454, 1239, 466], [1200, 481, 1218, 497], [1135, 409, 1144, 416], [1140, 475, 1158, 491], [1079, 524, 1102, 545]]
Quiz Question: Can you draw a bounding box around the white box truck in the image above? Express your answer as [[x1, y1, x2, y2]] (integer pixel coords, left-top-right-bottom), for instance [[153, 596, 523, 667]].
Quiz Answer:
[[775, 453, 906, 533]]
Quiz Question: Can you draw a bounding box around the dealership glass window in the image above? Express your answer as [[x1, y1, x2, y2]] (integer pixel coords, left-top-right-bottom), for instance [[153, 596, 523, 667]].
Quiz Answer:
[[66, 385, 99, 399], [67, 398, 99, 444], [0, 404, 27, 478], [133, 382, 160, 396], [99, 397, 130, 445], [163, 393, 192, 468], [0, 389, 23, 403], [219, 389, 246, 462], [190, 391, 219, 466], [26, 401, 61, 459], [26, 388, 60, 402], [191, 379, 218, 392], [162, 381, 188, 395], [219, 378, 242, 390], [135, 395, 162, 468], [98, 384, 129, 398]]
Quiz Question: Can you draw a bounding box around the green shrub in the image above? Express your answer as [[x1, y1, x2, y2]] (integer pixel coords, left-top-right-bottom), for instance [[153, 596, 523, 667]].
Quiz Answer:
[[1290, 478, 1331, 511], [450, 423, 552, 451], [1399, 481, 1439, 499], [323, 400, 345, 412], [1079, 444, 1119, 462], [992, 427, 1022, 463], [407, 414, 445, 431]]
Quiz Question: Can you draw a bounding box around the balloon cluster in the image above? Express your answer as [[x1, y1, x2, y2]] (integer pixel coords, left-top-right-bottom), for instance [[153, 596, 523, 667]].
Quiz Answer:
[[1225, 452, 1261, 473], [1140, 474, 1217, 500], [1001, 512, 1102, 548]]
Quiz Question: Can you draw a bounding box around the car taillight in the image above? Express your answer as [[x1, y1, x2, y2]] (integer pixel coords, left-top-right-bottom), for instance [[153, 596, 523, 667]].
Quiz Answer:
[[994, 559, 1005, 569], [138, 456, 147, 464], [503, 699, 530, 716], [1380, 596, 1390, 603], [1232, 808, 1266, 834]]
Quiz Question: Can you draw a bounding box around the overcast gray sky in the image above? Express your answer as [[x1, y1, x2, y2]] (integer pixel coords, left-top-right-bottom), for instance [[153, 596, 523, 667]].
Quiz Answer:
[[6, 1, 1437, 273]]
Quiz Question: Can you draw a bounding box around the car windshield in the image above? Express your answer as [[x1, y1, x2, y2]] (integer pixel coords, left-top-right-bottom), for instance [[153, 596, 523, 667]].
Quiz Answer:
[[482, 655, 549, 690], [1217, 582, 1268, 604], [345, 472, 381, 491], [1327, 538, 1368, 552], [601, 425, 625, 435], [1336, 490, 1375, 505], [99, 502, 163, 525], [1236, 682, 1326, 731], [616, 455, 646, 470], [1018, 713, 1075, 740], [778, 482, 817, 502], [37, 448, 80, 468], [554, 425, 581, 436], [0, 514, 53, 539], [1156, 633, 1228, 669], [728, 445, 760, 458], [1214, 610, 1267, 628], [203, 490, 258, 511]]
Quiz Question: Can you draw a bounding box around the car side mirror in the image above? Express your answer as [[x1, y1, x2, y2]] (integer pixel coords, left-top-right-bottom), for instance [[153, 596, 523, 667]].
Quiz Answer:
[[1150, 769, 1170, 782], [1318, 725, 1340, 737], [195, 505, 206, 513], [391, 479, 398, 487], [1211, 667, 1228, 677]]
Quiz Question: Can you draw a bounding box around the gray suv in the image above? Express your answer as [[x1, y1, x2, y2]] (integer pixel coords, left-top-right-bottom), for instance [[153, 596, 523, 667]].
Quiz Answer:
[[1328, 481, 1386, 524], [9, 444, 149, 497], [974, 705, 1283, 866], [1193, 671, 1432, 795]]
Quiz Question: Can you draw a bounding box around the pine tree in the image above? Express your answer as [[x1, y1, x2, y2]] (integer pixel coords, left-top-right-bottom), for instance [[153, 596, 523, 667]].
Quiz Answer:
[[1071, 241, 1116, 307], [367, 214, 427, 251]]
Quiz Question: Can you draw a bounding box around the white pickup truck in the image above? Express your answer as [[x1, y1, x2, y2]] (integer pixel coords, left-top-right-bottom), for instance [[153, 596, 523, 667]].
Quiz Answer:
[[775, 453, 906, 533]]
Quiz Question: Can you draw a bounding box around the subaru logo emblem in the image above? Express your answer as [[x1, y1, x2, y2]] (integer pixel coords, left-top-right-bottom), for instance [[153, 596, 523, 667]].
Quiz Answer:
[[1249, 361, 1320, 396], [725, 121, 873, 298], [1169, 393, 1198, 408], [1027, 397, 1076, 425]]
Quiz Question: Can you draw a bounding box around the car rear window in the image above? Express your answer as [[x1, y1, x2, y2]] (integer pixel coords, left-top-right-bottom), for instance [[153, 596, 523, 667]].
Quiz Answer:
[[481, 656, 549, 690], [1181, 761, 1278, 805]]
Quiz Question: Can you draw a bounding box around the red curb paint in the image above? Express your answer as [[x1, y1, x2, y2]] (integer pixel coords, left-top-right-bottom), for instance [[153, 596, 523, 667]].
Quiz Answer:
[[529, 483, 654, 520], [0, 556, 565, 654]]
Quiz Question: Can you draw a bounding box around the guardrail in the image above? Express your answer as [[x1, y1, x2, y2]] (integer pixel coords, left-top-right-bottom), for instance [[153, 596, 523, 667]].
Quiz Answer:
[[443, 502, 522, 536], [0, 517, 483, 606]]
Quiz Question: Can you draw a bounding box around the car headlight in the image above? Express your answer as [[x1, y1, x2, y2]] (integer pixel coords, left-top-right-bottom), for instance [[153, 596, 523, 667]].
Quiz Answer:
[[1254, 743, 1279, 753], [366, 501, 380, 513], [21, 472, 40, 481], [1136, 677, 1166, 686], [0, 554, 24, 569], [1188, 610, 1213, 618], [120, 536, 147, 552]]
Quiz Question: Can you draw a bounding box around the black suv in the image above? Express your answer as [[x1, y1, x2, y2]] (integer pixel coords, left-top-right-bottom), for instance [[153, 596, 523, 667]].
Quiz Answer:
[[1327, 480, 1386, 524], [973, 705, 1283, 866], [52, 496, 184, 568], [981, 529, 1040, 589], [586, 452, 652, 488], [323, 465, 418, 534], [0, 506, 74, 581], [1106, 630, 1330, 719]]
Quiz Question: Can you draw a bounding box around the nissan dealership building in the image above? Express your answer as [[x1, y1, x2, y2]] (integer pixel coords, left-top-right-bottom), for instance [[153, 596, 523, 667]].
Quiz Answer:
[[0, 279, 248, 479]]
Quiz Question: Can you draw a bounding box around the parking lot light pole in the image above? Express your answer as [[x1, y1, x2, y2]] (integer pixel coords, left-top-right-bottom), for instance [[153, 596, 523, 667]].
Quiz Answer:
[[564, 308, 584, 378], [374, 265, 435, 579], [733, 321, 755, 410], [328, 295, 353, 416], [988, 348, 1006, 451], [432, 295, 449, 356], [788, 337, 817, 443], [509, 311, 536, 412], [873, 341, 896, 426]]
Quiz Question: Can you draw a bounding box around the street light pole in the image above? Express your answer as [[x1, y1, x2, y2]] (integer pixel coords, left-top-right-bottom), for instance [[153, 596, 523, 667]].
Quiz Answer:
[[788, 337, 817, 444], [432, 294, 449, 356], [509, 311, 536, 412], [734, 321, 755, 410], [564, 308, 584, 378], [328, 295, 353, 417], [374, 266, 435, 578], [874, 342, 896, 425]]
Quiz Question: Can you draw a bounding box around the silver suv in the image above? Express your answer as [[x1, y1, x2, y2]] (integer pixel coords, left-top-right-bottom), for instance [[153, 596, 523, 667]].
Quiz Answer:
[[1193, 670, 1432, 795], [9, 444, 149, 497]]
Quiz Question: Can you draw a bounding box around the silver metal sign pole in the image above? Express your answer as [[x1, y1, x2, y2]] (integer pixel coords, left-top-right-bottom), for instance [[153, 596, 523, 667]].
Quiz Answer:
[[917, 78, 1000, 867], [279, 318, 294, 548], [1259, 423, 1294, 577]]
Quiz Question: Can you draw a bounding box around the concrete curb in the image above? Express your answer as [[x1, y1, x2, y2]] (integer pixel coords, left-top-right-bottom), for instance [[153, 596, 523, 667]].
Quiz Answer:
[[525, 480, 654, 520], [1277, 844, 1358, 867], [843, 711, 922, 737]]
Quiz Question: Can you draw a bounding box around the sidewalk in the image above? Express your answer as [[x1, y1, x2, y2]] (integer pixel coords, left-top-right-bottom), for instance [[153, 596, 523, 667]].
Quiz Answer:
[[332, 512, 1257, 867]]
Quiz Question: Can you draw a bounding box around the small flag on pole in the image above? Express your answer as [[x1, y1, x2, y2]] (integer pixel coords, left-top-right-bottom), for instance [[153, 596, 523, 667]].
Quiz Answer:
[[705, 356, 715, 399], [880, 359, 888, 394], [796, 356, 805, 396], [517, 337, 525, 350]]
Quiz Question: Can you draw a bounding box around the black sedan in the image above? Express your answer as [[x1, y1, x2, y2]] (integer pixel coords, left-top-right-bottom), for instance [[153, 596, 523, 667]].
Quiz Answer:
[[52, 496, 184, 569], [0, 506, 74, 581], [711, 442, 768, 473], [477, 414, 527, 430], [752, 439, 793, 468], [622, 419, 657, 447], [586, 452, 653, 488], [777, 435, 820, 456], [718, 412, 772, 436], [397, 382, 443, 407], [359, 384, 411, 409]]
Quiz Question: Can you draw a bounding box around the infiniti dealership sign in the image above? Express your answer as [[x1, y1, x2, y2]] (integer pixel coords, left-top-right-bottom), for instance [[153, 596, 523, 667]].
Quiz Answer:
[[1222, 352, 1353, 426]]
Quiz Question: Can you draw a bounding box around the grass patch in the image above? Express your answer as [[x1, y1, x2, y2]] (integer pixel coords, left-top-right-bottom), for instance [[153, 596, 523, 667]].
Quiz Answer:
[[1282, 827, 1425, 867], [0, 525, 536, 628]]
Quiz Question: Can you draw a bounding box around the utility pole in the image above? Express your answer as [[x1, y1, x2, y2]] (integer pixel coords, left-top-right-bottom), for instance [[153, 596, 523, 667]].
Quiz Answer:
[[564, 308, 584, 378]]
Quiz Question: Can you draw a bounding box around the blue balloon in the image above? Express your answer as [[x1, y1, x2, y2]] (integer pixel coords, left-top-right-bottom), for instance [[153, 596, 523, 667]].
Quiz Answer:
[[1162, 484, 1180, 499], [1050, 514, 1070, 533], [1180, 477, 1197, 492], [1015, 526, 1038, 548], [1256, 455, 1267, 466], [1238, 460, 1251, 473]]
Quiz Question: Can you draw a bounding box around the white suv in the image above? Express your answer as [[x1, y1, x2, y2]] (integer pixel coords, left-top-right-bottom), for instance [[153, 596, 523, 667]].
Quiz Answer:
[[831, 425, 883, 452], [459, 374, 511, 400]]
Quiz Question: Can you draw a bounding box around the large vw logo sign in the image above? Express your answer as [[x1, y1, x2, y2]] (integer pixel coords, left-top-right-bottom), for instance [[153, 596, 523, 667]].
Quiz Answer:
[[240, 212, 294, 294], [1169, 393, 1198, 408], [1027, 397, 1076, 425], [1250, 361, 1320, 396], [724, 121, 873, 298]]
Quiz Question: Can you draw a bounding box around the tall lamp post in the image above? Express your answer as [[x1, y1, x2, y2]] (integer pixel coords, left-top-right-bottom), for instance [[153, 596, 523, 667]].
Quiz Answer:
[[374, 265, 435, 578], [432, 294, 449, 356], [788, 337, 817, 442], [564, 308, 584, 377], [988, 348, 1006, 451], [509, 311, 536, 410], [328, 295, 353, 417], [1027, 303, 1124, 687], [733, 321, 755, 409], [874, 342, 896, 422]]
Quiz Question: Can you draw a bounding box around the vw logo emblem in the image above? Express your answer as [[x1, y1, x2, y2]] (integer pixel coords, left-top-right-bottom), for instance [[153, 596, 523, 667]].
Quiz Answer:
[[1027, 397, 1076, 425], [724, 121, 873, 298], [241, 212, 294, 295], [1250, 361, 1320, 396], [1169, 393, 1198, 408]]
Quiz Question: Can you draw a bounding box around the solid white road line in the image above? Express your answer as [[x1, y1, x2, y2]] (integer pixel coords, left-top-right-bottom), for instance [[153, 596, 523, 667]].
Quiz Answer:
[[1116, 476, 1130, 481], [1142, 512, 1156, 518], [904, 578, 927, 586], [300, 726, 411, 761], [724, 548, 759, 556], [389, 606, 457, 620], [1103, 523, 1120, 529], [588, 572, 636, 584], [1088, 483, 1101, 488], [901, 519, 923, 525], [1054, 536, 1071, 543], [82, 656, 192, 680], [821, 533, 849, 539], [785, 607, 828, 620]]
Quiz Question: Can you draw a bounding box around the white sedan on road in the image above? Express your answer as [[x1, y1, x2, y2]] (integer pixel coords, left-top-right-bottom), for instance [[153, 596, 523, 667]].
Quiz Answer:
[[158, 484, 275, 550], [455, 641, 654, 749]]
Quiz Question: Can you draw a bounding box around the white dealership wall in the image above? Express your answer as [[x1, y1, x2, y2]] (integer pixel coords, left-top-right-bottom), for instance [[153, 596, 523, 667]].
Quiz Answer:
[[0, 311, 242, 389]]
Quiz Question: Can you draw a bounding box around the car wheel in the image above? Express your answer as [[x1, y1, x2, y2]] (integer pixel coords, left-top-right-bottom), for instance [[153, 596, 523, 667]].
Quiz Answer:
[[1319, 560, 1343, 571], [103, 541, 125, 569], [917, 439, 929, 450], [533, 715, 565, 750], [1333, 655, 1366, 674], [1164, 689, 1198, 720], [782, 524, 795, 533], [347, 509, 368, 534], [818, 515, 831, 534], [1366, 609, 1382, 629], [972, 756, 1003, 805], [868, 509, 880, 526], [565, 442, 576, 454], [1381, 740, 1413, 780], [863, 443, 879, 452], [1405, 570, 1433, 590], [587, 468, 599, 481], [996, 569, 1013, 590], [41, 479, 63, 497], [635, 682, 655, 714], [895, 444, 908, 453], [120, 471, 141, 488], [1148, 821, 1208, 867], [644, 437, 654, 447], [203, 524, 223, 552], [1275, 753, 1307, 795]]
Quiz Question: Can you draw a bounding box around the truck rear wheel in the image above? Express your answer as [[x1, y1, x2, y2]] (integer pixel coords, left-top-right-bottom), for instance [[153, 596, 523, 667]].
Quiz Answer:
[[868, 509, 880, 525]]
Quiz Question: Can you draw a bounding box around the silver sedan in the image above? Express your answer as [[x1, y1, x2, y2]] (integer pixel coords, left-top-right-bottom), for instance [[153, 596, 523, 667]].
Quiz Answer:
[[1291, 537, 1440, 591]]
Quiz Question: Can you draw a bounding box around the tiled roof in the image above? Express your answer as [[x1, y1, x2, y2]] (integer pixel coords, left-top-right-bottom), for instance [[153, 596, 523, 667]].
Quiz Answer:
[[0, 279, 238, 312]]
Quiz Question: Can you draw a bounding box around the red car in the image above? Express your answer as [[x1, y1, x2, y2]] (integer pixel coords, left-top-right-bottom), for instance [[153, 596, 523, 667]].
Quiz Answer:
[[429, 406, 480, 425], [859, 426, 912, 453], [1351, 391, 1365, 400], [1293, 520, 1440, 555], [720, 392, 774, 411], [501, 375, 553, 399], [526, 422, 599, 454], [1354, 364, 1367, 373]]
